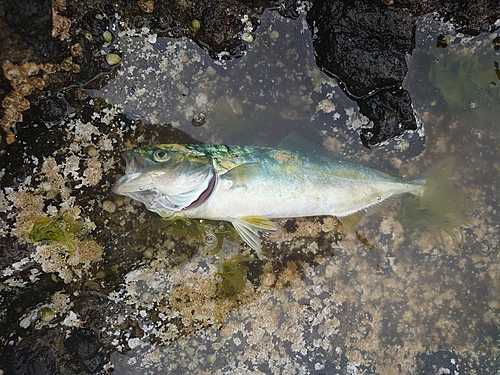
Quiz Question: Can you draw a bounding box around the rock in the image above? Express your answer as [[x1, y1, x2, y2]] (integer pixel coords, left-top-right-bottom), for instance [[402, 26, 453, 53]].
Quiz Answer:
[[137, 0, 155, 14], [3, 0, 61, 62], [0, 345, 61, 375], [308, 0, 414, 98], [117, 0, 275, 60], [357, 88, 417, 147], [433, 0, 500, 35], [307, 0, 417, 146], [64, 329, 106, 372], [307, 0, 500, 146], [415, 350, 461, 375], [36, 96, 67, 124]]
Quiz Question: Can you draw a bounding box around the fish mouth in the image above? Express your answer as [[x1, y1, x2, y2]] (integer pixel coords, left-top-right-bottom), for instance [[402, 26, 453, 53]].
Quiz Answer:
[[112, 150, 148, 195], [122, 150, 147, 174]]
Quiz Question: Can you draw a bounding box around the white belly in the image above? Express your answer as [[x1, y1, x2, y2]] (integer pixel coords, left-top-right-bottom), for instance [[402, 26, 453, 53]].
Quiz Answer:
[[188, 168, 419, 221]]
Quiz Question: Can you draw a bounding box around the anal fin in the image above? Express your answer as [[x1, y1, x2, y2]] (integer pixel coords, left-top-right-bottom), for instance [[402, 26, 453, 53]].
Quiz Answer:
[[239, 216, 278, 231], [338, 211, 366, 235], [338, 196, 399, 235]]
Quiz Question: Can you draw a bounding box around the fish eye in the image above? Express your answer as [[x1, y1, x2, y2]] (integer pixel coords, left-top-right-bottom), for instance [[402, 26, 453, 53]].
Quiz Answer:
[[153, 149, 170, 162]]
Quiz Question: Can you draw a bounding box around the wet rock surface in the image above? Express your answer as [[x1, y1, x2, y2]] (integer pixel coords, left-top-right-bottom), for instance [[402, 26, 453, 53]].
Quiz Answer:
[[1, 0, 498, 147], [2, 344, 61, 375], [307, 0, 500, 146], [3, 0, 60, 63], [0, 0, 499, 374]]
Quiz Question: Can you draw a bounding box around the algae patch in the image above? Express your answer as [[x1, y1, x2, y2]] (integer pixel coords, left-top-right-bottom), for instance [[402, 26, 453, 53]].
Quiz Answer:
[[29, 216, 85, 247], [29, 216, 103, 283], [430, 49, 500, 109], [147, 218, 239, 254], [215, 254, 253, 296]]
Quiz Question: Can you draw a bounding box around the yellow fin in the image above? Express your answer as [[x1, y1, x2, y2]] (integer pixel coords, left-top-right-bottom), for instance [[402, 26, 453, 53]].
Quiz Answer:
[[239, 216, 278, 231], [231, 216, 278, 254], [232, 219, 261, 252]]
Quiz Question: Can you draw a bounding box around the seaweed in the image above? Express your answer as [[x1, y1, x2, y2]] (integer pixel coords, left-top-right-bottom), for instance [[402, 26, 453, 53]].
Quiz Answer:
[[214, 254, 253, 296], [430, 50, 500, 109], [28, 216, 86, 248]]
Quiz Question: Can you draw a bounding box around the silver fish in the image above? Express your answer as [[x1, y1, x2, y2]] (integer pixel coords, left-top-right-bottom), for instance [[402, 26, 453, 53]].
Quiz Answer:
[[112, 144, 425, 252]]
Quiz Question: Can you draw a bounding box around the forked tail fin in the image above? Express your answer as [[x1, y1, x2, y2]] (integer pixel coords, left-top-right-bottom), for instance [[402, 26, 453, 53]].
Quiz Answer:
[[397, 156, 473, 246]]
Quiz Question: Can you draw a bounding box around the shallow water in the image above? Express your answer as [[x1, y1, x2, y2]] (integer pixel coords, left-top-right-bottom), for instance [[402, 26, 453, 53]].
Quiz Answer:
[[2, 9, 499, 375], [97, 11, 500, 374]]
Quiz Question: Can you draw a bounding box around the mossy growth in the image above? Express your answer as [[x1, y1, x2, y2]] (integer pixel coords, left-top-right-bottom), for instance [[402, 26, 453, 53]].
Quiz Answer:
[[28, 216, 86, 248], [215, 254, 253, 296], [150, 218, 240, 254], [189, 19, 201, 36]]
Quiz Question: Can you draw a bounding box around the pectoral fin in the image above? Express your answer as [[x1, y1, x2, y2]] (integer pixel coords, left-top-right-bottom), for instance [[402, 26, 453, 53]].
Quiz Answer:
[[223, 163, 261, 188], [232, 216, 278, 253]]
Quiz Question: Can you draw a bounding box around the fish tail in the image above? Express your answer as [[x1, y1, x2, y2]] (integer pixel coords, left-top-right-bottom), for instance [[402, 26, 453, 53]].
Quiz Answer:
[[409, 177, 426, 197], [398, 156, 473, 246]]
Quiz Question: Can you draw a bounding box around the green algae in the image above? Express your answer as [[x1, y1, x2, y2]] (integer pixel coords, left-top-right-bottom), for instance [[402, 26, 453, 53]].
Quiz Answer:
[[147, 217, 239, 254], [215, 254, 253, 296], [189, 19, 201, 36], [28, 216, 86, 248], [430, 49, 500, 109]]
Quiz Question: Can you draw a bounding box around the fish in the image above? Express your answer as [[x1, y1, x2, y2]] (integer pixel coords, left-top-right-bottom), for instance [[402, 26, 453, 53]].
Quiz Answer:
[[112, 144, 425, 253]]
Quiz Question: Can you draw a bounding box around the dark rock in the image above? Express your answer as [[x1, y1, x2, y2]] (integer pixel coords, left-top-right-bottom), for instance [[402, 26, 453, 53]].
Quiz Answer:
[[307, 0, 414, 98], [3, 0, 52, 39], [307, 0, 417, 146], [36, 96, 68, 125], [432, 0, 500, 35], [307, 0, 500, 147], [284, 219, 298, 233], [1, 345, 60, 375], [196, 5, 245, 59], [82, 9, 111, 47], [3, 0, 61, 62], [493, 36, 500, 51], [358, 88, 417, 147], [278, 0, 300, 19], [65, 328, 106, 372], [70, 33, 103, 83], [115, 0, 275, 60], [415, 349, 461, 374]]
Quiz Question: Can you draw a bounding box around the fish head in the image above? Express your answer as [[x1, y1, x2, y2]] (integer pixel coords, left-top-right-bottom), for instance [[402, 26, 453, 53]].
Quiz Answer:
[[112, 144, 217, 217]]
